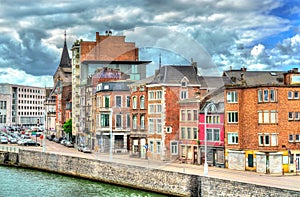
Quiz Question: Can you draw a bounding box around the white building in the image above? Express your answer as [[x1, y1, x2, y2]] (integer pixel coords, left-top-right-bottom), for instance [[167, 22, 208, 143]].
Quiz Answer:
[[0, 83, 46, 129]]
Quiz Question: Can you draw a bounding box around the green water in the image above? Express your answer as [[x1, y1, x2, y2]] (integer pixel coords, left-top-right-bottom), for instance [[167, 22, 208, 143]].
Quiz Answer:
[[0, 166, 167, 197]]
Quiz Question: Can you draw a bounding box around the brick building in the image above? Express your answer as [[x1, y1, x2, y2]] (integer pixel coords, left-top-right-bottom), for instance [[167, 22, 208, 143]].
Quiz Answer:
[[128, 76, 154, 158], [223, 67, 300, 174], [146, 63, 202, 161]]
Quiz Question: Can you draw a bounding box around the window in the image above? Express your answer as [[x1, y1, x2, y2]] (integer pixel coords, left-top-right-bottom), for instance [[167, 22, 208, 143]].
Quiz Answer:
[[289, 134, 294, 142], [206, 128, 220, 141], [149, 119, 154, 133], [295, 112, 300, 120], [132, 96, 137, 109], [289, 112, 293, 120], [157, 91, 162, 99], [115, 96, 122, 107], [187, 128, 191, 139], [288, 91, 293, 99], [296, 134, 300, 142], [258, 90, 262, 102], [157, 104, 162, 113], [227, 112, 238, 123], [181, 127, 186, 139], [258, 110, 278, 124], [259, 134, 264, 146], [171, 141, 178, 155], [206, 115, 220, 124], [193, 110, 198, 121], [264, 134, 270, 146], [140, 96, 145, 109], [270, 90, 276, 102], [116, 114, 122, 128], [264, 111, 269, 123], [187, 110, 192, 121], [156, 141, 161, 154], [149, 91, 155, 100], [126, 96, 130, 107], [271, 134, 278, 146], [149, 104, 155, 114], [181, 81, 187, 87], [263, 90, 269, 102], [140, 86, 145, 91], [227, 91, 238, 103], [104, 95, 110, 108], [140, 115, 145, 129], [180, 91, 187, 99], [156, 119, 162, 134], [193, 128, 198, 140], [133, 115, 137, 129], [149, 141, 154, 153], [259, 133, 272, 146], [295, 91, 299, 99], [181, 110, 186, 121], [228, 133, 238, 144], [166, 127, 172, 133], [101, 114, 110, 127], [126, 113, 130, 128]]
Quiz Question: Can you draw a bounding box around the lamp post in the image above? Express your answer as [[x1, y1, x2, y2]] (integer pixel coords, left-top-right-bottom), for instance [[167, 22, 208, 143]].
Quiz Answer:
[[203, 102, 215, 176], [109, 108, 113, 161]]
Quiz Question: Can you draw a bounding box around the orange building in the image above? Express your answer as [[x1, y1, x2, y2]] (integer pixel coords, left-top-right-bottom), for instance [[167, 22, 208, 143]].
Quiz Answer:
[[224, 68, 300, 174]]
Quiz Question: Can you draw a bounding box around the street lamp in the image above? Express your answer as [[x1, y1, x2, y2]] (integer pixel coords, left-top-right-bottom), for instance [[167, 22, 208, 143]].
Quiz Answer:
[[203, 102, 216, 176], [109, 108, 113, 161]]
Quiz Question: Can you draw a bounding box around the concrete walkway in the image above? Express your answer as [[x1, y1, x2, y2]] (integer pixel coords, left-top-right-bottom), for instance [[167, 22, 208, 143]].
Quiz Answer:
[[20, 141, 300, 192]]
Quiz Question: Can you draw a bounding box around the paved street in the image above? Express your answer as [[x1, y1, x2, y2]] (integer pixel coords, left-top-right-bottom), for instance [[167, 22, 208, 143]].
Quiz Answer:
[[21, 139, 300, 192]]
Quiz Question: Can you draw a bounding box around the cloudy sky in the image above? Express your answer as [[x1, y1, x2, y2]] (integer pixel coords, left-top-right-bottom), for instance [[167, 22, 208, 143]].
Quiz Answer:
[[0, 0, 299, 87]]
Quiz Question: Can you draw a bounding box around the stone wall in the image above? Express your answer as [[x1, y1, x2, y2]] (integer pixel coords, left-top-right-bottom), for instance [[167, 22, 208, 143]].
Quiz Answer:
[[1, 150, 300, 197]]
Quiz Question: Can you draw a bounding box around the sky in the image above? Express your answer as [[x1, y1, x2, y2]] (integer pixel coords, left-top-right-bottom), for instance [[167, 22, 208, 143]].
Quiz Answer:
[[0, 0, 299, 87]]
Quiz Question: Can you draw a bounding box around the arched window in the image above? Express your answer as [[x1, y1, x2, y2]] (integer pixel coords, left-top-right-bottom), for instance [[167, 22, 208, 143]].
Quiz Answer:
[[132, 96, 137, 109], [140, 96, 145, 109]]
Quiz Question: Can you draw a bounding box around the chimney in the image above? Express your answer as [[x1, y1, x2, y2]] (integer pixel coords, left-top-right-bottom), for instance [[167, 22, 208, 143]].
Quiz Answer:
[[191, 58, 198, 74], [96, 32, 100, 42], [292, 68, 298, 73]]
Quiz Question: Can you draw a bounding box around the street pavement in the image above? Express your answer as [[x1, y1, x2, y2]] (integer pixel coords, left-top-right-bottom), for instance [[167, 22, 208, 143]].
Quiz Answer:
[[22, 139, 300, 192]]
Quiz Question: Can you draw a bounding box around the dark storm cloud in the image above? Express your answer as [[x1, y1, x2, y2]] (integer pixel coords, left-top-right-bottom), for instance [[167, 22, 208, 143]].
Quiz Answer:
[[0, 0, 299, 87]]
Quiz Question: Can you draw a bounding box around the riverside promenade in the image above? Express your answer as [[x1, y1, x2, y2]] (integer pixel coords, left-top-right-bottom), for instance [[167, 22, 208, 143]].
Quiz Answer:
[[16, 140, 300, 193]]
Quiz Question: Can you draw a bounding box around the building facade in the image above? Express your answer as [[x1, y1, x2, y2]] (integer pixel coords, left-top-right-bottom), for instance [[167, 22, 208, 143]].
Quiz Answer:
[[224, 68, 300, 174], [0, 83, 45, 129]]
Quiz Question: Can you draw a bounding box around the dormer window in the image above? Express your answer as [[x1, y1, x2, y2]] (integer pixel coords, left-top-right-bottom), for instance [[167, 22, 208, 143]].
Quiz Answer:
[[181, 77, 189, 87]]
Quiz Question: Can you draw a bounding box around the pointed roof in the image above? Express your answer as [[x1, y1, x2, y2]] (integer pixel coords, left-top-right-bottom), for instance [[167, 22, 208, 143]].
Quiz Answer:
[[59, 31, 71, 68]]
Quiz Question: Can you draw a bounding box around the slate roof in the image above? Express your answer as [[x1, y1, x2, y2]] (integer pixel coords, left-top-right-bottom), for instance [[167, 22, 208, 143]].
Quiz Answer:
[[223, 69, 285, 86], [59, 38, 71, 68], [128, 75, 155, 87], [198, 76, 229, 89], [150, 65, 200, 85]]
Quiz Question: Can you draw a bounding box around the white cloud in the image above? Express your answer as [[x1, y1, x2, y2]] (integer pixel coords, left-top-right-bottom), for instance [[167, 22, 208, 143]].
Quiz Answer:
[[251, 44, 265, 58]]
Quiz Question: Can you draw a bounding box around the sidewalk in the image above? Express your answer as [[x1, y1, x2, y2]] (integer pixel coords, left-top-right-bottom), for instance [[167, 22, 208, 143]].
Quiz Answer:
[[24, 142, 300, 192]]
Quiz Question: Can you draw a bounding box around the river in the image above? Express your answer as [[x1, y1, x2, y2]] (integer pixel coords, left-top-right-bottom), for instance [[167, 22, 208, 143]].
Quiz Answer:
[[0, 165, 167, 197]]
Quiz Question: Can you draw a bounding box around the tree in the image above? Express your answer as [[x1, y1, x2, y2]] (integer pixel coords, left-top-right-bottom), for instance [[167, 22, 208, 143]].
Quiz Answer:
[[63, 119, 72, 139]]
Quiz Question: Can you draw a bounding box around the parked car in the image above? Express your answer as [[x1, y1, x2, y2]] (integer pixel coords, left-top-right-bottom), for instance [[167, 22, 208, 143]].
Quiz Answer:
[[82, 146, 92, 153], [21, 140, 40, 146], [0, 136, 8, 144], [7, 136, 17, 144], [65, 141, 74, 148]]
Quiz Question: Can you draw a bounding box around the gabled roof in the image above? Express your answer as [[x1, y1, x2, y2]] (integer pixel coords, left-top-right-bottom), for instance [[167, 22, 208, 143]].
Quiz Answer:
[[150, 65, 200, 85], [223, 69, 285, 86]]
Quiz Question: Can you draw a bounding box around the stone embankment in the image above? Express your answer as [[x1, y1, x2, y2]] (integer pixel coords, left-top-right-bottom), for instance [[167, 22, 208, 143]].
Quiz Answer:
[[1, 149, 300, 197]]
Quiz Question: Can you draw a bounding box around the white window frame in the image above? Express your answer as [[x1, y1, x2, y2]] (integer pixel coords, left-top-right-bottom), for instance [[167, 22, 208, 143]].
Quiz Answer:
[[140, 115, 145, 130], [180, 90, 187, 100], [227, 111, 238, 123], [294, 91, 299, 99], [170, 141, 178, 155], [228, 132, 238, 144], [288, 91, 293, 99], [156, 141, 161, 154], [227, 91, 238, 103], [149, 91, 155, 100], [156, 90, 162, 99], [115, 95, 122, 107]]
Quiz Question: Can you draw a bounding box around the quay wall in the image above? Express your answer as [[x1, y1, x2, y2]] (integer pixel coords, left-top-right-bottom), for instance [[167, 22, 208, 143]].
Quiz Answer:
[[1, 150, 300, 197]]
